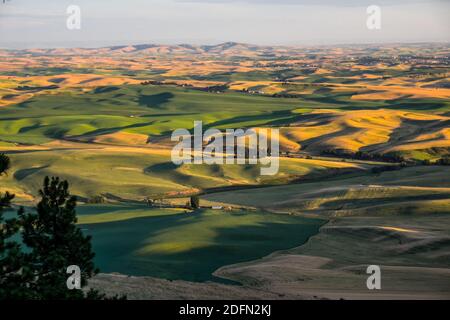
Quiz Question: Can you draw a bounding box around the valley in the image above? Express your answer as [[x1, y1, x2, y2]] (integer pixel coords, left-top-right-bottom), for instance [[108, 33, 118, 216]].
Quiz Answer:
[[1, 42, 449, 299]]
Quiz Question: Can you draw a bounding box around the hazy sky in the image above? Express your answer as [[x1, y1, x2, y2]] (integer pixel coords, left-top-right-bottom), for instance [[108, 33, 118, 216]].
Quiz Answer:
[[0, 0, 449, 48]]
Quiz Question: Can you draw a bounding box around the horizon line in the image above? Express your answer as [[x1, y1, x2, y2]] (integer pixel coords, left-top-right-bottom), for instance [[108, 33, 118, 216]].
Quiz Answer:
[[1, 40, 449, 51]]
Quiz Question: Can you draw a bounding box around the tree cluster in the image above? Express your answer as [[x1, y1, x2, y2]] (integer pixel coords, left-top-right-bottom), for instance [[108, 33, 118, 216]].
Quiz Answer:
[[322, 149, 406, 163]]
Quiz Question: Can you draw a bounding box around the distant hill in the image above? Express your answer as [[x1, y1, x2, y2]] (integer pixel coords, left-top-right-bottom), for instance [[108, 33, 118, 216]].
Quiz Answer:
[[0, 42, 274, 57]]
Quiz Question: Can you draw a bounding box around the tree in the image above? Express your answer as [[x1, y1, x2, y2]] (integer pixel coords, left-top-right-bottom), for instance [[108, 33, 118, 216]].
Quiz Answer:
[[0, 152, 13, 247], [0, 154, 14, 210], [0, 154, 28, 299], [190, 195, 200, 209], [437, 157, 450, 166], [1, 155, 112, 299], [0, 153, 11, 175], [18, 176, 103, 299]]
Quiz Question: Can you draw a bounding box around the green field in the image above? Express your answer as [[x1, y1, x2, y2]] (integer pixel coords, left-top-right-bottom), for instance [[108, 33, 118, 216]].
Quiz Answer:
[[0, 85, 302, 145], [77, 205, 324, 281], [203, 166, 450, 214], [1, 43, 449, 298], [1, 84, 447, 146], [2, 147, 368, 202]]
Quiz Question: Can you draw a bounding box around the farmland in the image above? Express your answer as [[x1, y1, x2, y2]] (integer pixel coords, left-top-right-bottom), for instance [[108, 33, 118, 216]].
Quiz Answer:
[[78, 207, 324, 282], [1, 42, 449, 299]]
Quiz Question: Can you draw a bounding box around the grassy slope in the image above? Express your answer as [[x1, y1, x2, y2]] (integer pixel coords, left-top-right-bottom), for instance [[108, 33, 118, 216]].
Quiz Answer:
[[78, 207, 324, 281], [202, 166, 450, 298], [2, 146, 367, 202], [0, 85, 303, 144], [203, 166, 450, 214], [1, 84, 448, 160]]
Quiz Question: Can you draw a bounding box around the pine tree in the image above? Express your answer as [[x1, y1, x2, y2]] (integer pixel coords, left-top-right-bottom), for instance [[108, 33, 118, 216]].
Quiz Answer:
[[1, 158, 117, 299], [0, 154, 14, 212], [0, 153, 28, 299], [19, 176, 103, 299]]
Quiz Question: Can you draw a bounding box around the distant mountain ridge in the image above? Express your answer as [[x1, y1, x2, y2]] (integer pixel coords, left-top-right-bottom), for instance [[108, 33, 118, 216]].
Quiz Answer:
[[1, 42, 448, 58], [0, 42, 276, 56]]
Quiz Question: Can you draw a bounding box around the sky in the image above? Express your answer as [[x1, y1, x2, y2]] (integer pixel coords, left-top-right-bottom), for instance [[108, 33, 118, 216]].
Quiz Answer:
[[0, 0, 449, 48]]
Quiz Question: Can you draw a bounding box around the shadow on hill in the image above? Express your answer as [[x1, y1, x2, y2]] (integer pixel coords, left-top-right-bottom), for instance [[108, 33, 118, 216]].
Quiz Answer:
[[44, 127, 69, 139], [72, 121, 155, 140], [301, 91, 358, 106], [384, 99, 447, 112], [321, 193, 450, 211], [205, 110, 295, 129], [138, 92, 174, 110], [93, 86, 120, 94], [47, 77, 66, 84], [300, 94, 446, 112], [18, 123, 42, 134], [76, 204, 150, 216], [14, 165, 49, 181], [361, 117, 450, 154], [301, 125, 360, 152], [144, 162, 223, 186], [79, 77, 104, 85], [82, 210, 323, 282]]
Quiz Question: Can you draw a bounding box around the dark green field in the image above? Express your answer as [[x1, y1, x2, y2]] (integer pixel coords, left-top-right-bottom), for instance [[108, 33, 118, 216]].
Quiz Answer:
[[77, 205, 324, 281]]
